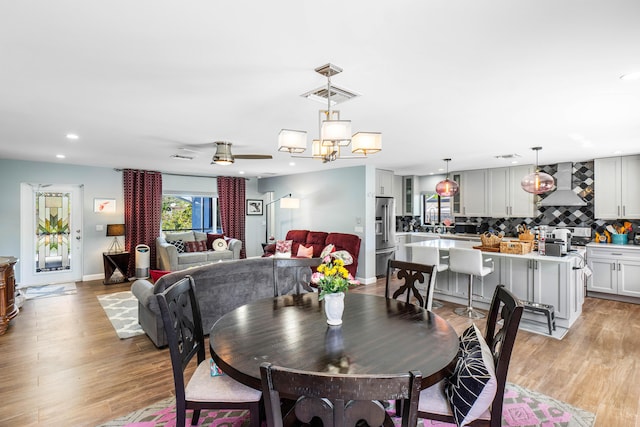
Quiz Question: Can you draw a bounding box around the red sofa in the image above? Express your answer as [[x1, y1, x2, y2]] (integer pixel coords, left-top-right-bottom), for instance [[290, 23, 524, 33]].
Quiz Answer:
[[263, 230, 361, 277]]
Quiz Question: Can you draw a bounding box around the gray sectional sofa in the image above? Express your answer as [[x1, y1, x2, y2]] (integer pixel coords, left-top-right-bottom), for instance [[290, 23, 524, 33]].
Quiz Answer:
[[156, 231, 242, 271], [131, 256, 320, 347]]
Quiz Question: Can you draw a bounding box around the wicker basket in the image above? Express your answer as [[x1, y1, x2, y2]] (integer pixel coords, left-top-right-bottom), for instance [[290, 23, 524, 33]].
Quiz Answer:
[[518, 231, 535, 242], [480, 233, 502, 248], [500, 241, 533, 254]]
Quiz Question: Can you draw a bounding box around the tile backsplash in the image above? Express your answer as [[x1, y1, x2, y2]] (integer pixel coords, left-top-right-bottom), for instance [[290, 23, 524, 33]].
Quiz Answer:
[[452, 160, 639, 237]]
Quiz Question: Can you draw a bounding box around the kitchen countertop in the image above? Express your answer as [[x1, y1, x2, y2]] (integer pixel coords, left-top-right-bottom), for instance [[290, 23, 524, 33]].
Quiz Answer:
[[406, 239, 581, 263], [586, 242, 640, 250], [396, 232, 482, 241]]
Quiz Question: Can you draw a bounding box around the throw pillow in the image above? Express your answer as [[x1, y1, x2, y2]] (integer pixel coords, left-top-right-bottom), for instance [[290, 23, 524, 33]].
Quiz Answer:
[[150, 270, 171, 282], [331, 250, 353, 265], [445, 324, 497, 427], [296, 244, 314, 258], [206, 233, 225, 250], [212, 238, 228, 251], [276, 240, 293, 257], [185, 240, 207, 252], [320, 244, 336, 258], [167, 240, 186, 253]]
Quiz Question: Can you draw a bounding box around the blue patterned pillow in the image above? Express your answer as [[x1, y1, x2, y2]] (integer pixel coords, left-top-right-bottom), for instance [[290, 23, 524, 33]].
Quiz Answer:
[[167, 240, 186, 254], [445, 324, 497, 427]]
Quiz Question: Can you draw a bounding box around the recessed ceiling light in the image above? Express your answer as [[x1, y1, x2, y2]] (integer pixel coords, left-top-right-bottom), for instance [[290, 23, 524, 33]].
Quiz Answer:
[[289, 162, 296, 166], [239, 171, 245, 175], [511, 160, 519, 164], [56, 154, 66, 159], [66, 133, 79, 140], [620, 72, 640, 81], [494, 153, 521, 159], [614, 150, 623, 154]]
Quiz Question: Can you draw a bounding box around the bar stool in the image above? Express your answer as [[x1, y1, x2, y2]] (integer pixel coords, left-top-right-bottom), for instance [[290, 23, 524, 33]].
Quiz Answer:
[[448, 247, 494, 319], [411, 246, 448, 308]]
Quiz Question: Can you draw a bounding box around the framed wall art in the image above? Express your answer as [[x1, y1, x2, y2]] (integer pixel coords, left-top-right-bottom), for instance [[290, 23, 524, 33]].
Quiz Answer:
[[246, 199, 263, 216], [94, 198, 116, 213]]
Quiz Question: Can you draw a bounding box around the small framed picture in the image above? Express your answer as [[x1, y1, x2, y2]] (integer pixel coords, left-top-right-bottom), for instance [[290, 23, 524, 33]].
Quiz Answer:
[[246, 199, 263, 216], [94, 198, 116, 213]]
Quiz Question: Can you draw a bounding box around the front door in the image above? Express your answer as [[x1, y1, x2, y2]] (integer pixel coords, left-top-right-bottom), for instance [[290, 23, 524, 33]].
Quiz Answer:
[[20, 183, 83, 286]]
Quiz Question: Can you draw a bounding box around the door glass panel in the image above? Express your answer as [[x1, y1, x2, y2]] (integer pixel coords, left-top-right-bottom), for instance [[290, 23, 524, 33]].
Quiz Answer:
[[35, 191, 72, 273]]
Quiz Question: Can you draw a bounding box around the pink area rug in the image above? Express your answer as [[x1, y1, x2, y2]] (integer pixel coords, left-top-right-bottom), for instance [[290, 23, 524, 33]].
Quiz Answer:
[[97, 383, 595, 427]]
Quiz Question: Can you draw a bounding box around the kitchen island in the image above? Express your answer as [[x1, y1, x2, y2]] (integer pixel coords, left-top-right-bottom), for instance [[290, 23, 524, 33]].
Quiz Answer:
[[406, 239, 586, 334]]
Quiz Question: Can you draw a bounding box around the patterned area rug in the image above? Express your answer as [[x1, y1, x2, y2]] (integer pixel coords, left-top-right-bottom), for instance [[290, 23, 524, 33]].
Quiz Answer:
[[20, 282, 77, 300], [97, 383, 595, 427], [97, 291, 145, 339]]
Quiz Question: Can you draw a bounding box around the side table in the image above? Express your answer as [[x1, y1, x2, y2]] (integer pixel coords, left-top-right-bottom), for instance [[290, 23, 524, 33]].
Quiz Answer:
[[103, 252, 130, 284], [0, 256, 18, 335]]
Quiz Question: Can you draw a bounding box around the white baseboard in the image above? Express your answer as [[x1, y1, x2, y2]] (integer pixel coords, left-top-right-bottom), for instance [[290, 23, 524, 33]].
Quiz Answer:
[[83, 273, 105, 282]]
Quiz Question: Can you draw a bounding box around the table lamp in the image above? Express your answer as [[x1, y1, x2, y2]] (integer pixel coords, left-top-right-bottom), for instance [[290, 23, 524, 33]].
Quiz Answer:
[[106, 224, 125, 253]]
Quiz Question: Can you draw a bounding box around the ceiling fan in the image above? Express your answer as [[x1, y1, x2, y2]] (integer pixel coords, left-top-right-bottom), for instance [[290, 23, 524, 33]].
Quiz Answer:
[[178, 141, 273, 165]]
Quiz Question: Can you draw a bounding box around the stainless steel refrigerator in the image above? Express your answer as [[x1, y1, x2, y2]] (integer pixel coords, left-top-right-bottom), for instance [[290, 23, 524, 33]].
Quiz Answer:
[[375, 197, 396, 277]]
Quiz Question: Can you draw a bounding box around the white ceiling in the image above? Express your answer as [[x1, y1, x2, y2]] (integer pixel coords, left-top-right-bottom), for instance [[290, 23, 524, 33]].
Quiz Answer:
[[1, 1, 639, 179]]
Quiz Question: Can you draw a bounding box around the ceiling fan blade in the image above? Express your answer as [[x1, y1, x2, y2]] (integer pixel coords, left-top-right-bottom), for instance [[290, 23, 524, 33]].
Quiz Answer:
[[234, 154, 273, 160]]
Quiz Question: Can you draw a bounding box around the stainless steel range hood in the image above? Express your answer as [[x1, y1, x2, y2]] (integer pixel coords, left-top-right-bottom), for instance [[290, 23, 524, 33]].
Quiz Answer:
[[539, 162, 587, 207]]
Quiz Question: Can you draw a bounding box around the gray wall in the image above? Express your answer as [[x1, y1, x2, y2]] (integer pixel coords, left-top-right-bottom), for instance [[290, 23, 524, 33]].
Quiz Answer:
[[0, 159, 268, 283], [0, 159, 124, 283], [258, 165, 376, 283]]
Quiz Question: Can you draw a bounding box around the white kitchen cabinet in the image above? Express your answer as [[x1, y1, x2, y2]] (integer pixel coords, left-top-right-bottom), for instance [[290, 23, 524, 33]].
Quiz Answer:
[[375, 169, 394, 197], [488, 165, 534, 218], [393, 175, 403, 216], [594, 155, 640, 219], [587, 245, 640, 298], [402, 175, 421, 216], [501, 257, 571, 320], [395, 234, 409, 262], [452, 169, 488, 217]]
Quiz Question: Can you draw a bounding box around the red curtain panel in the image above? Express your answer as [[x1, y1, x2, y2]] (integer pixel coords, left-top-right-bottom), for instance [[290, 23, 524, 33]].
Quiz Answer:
[[217, 176, 246, 259], [123, 169, 163, 276]]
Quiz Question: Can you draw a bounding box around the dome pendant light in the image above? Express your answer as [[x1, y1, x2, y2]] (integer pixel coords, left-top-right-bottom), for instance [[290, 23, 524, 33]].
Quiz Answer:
[[435, 158, 459, 197], [521, 147, 555, 194]]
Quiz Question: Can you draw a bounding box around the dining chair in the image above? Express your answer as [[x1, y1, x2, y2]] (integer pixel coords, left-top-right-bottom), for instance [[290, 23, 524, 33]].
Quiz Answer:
[[385, 259, 437, 310], [273, 257, 322, 296], [411, 245, 449, 308], [156, 275, 262, 427], [448, 247, 494, 318], [416, 285, 524, 427], [260, 362, 422, 427]]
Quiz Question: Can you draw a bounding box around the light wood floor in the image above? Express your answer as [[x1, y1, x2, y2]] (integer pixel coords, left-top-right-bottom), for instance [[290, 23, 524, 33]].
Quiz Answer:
[[1, 278, 638, 426]]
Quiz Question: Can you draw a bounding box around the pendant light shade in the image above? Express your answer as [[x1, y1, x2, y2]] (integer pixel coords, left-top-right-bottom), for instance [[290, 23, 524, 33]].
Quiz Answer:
[[521, 147, 555, 194], [435, 158, 459, 197]]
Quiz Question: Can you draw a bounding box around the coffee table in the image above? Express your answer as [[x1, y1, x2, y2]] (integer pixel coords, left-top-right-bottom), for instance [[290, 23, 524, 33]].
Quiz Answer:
[[210, 292, 459, 390]]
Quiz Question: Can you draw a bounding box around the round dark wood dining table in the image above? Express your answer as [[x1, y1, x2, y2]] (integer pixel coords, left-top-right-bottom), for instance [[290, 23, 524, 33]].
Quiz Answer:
[[210, 293, 459, 390]]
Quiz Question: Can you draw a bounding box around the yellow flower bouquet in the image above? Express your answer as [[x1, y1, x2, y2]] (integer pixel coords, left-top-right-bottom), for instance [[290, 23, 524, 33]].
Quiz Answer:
[[311, 255, 359, 300]]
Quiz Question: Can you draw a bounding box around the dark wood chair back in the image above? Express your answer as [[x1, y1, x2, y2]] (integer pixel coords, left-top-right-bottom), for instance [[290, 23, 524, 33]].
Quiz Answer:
[[273, 257, 322, 296], [260, 362, 422, 427], [156, 275, 204, 404], [385, 259, 437, 310], [483, 284, 524, 425], [416, 285, 523, 427]]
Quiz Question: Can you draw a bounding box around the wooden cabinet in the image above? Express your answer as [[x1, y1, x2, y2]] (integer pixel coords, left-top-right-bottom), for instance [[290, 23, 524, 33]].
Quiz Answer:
[[587, 245, 640, 298], [594, 155, 640, 219], [452, 170, 488, 216], [488, 165, 534, 218], [402, 175, 421, 216], [375, 169, 394, 197], [393, 175, 403, 216], [0, 256, 18, 335]]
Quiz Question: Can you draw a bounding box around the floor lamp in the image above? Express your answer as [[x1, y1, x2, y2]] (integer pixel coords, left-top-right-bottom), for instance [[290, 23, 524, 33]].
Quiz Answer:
[[265, 193, 300, 243]]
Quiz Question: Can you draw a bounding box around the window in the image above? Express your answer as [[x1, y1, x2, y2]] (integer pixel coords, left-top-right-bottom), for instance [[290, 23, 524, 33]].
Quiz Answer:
[[161, 194, 221, 233], [422, 192, 454, 224]]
